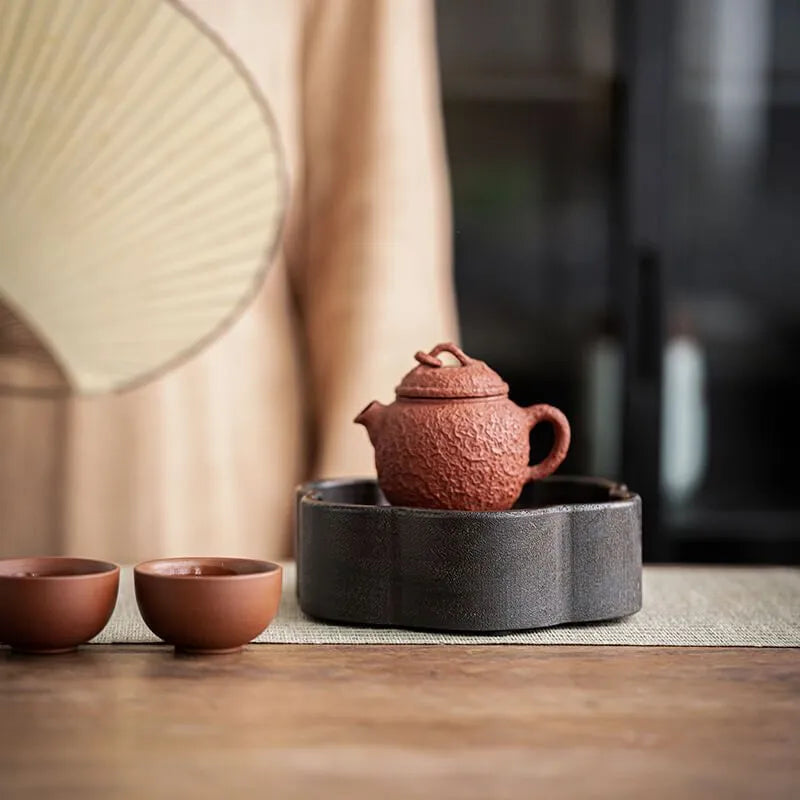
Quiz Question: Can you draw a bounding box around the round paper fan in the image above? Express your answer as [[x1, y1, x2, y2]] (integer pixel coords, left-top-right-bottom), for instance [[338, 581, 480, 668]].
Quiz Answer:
[[0, 0, 286, 394]]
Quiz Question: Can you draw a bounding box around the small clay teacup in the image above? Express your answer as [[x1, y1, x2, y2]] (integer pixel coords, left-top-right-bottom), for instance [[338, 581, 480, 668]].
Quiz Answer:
[[0, 557, 120, 654], [134, 557, 282, 654]]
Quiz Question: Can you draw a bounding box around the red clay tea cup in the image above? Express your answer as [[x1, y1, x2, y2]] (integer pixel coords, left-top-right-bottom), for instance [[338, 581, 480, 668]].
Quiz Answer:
[[134, 557, 282, 654], [0, 557, 120, 654]]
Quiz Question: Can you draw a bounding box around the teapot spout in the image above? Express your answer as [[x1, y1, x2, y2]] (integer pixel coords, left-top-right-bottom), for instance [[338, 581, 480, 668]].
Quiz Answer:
[[354, 400, 387, 445]]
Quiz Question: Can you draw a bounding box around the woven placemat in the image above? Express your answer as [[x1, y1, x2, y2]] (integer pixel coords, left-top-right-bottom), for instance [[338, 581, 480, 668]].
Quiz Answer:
[[90, 563, 800, 647]]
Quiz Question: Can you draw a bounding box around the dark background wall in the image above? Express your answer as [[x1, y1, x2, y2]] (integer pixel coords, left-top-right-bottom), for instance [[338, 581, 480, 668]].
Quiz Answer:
[[436, 0, 800, 564]]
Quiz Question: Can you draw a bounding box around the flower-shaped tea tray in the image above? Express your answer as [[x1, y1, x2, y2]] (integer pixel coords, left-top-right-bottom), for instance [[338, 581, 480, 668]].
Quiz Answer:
[[295, 476, 642, 633]]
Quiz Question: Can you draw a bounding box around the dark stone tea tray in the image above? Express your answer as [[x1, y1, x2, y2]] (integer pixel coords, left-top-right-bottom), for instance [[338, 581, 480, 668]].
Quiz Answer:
[[295, 476, 642, 633]]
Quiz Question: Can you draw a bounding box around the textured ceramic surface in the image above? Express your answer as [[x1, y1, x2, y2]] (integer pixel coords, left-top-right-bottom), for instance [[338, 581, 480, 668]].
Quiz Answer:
[[355, 343, 571, 511], [0, 557, 119, 653], [296, 477, 642, 633], [134, 558, 282, 653]]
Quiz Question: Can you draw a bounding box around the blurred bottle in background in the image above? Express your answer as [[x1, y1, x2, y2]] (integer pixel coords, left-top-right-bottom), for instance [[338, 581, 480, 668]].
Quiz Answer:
[[661, 312, 708, 507]]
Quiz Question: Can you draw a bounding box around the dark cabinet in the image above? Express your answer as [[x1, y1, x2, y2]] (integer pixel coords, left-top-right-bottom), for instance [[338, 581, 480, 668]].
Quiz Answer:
[[437, 0, 800, 563]]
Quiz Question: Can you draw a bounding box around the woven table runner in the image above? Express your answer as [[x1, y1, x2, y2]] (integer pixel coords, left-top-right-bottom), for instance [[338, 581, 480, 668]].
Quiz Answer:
[[90, 563, 800, 647]]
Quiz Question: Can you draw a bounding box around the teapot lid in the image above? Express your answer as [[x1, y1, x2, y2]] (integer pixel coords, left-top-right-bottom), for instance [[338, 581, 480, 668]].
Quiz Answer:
[[396, 343, 509, 399]]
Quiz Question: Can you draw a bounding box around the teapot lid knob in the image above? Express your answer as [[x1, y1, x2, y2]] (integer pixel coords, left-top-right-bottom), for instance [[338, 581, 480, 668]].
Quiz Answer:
[[414, 342, 474, 368]]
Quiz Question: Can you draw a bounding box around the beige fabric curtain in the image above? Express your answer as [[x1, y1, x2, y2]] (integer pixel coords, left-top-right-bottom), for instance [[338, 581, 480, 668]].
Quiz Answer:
[[0, 0, 458, 562]]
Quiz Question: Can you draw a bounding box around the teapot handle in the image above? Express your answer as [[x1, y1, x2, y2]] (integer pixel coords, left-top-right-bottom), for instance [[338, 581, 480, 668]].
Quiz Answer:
[[524, 404, 571, 482]]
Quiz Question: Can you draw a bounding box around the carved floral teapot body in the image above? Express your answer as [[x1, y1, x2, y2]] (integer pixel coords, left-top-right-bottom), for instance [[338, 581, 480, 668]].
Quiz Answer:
[[355, 343, 571, 511]]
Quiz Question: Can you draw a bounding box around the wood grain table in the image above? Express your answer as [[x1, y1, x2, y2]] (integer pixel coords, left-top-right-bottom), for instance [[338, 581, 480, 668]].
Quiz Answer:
[[1, 645, 798, 799]]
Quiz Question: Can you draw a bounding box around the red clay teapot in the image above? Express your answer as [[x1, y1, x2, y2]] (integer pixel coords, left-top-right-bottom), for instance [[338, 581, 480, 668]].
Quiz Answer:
[[355, 342, 571, 511]]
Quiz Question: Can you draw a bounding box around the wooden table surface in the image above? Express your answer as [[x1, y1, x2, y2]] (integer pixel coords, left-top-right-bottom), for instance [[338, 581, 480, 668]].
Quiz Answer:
[[1, 645, 798, 799]]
